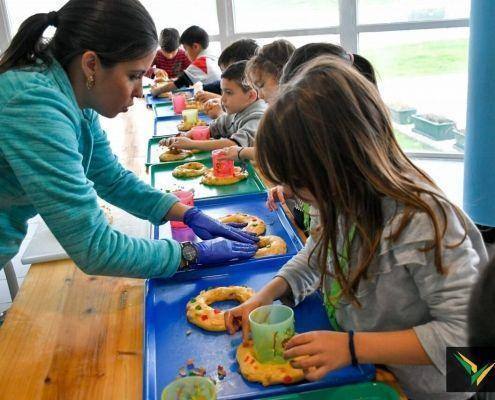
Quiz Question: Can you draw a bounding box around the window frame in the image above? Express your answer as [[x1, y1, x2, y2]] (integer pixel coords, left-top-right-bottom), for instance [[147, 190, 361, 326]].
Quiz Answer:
[[0, 0, 469, 159]]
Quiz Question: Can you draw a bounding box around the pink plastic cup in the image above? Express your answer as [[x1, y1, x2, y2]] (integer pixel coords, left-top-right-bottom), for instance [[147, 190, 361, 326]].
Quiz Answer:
[[212, 149, 235, 178], [171, 190, 194, 229], [190, 126, 210, 140], [172, 94, 187, 115]]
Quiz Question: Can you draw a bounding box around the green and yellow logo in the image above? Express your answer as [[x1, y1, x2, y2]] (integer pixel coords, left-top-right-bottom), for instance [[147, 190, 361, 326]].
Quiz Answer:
[[454, 352, 495, 387]]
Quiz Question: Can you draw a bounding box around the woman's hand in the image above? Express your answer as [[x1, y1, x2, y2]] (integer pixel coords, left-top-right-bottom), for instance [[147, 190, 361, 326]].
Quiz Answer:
[[283, 331, 351, 381], [162, 136, 194, 150], [224, 292, 275, 341], [196, 91, 220, 103], [193, 238, 257, 265], [203, 98, 223, 119], [266, 185, 294, 211], [183, 207, 259, 244], [217, 146, 241, 161]]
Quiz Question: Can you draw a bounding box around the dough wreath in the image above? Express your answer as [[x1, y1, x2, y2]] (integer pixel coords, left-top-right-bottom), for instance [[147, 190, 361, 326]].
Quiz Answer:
[[186, 286, 254, 331]]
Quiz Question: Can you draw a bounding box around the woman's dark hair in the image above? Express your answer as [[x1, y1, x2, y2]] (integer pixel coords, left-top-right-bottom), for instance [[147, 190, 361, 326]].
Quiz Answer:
[[218, 38, 259, 69], [221, 60, 252, 92], [281, 42, 377, 86], [0, 0, 158, 73], [180, 25, 209, 49], [159, 28, 180, 53], [246, 39, 295, 81]]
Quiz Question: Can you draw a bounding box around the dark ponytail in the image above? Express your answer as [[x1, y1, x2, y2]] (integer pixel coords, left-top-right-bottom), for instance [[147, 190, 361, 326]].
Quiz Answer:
[[0, 0, 158, 74], [352, 53, 377, 86], [280, 42, 377, 87]]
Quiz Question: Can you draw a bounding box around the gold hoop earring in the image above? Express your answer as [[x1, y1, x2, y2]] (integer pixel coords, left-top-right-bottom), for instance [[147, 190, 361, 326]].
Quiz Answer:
[[86, 74, 95, 90]]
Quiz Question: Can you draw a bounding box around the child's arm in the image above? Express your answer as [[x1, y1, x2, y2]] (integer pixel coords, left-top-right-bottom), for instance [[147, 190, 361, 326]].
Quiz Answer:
[[164, 136, 237, 152], [283, 329, 432, 381], [217, 146, 256, 162], [151, 81, 177, 96]]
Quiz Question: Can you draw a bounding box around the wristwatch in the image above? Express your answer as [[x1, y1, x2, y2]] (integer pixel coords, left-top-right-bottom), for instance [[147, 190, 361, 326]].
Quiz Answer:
[[180, 241, 199, 267]]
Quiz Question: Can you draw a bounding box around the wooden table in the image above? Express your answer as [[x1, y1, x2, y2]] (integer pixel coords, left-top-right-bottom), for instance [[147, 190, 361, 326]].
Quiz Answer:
[[0, 99, 406, 399]]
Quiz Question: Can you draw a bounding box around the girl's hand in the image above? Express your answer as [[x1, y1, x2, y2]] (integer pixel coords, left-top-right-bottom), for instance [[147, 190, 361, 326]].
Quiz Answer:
[[218, 146, 241, 161], [163, 136, 194, 150], [266, 185, 294, 211], [203, 99, 223, 119], [284, 331, 351, 381], [224, 292, 274, 342]]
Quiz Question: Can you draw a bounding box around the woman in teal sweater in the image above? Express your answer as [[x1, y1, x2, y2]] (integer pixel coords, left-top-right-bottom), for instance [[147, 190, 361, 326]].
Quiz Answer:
[[0, 0, 257, 278]]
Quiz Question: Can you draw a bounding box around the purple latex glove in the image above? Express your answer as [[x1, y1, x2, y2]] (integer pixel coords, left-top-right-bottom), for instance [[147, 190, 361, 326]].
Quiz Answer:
[[193, 238, 257, 265], [183, 207, 258, 244]]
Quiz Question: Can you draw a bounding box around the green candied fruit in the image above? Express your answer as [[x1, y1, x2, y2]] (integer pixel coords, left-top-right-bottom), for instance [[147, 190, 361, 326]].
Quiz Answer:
[[189, 298, 196, 303], [195, 305, 202, 311]]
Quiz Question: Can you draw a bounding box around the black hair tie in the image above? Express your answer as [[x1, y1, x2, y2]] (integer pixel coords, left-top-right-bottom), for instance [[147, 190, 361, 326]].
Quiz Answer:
[[47, 11, 58, 27]]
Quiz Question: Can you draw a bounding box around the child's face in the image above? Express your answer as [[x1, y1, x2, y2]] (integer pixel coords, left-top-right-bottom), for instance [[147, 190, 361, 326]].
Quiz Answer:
[[251, 71, 279, 105], [160, 48, 178, 60], [220, 78, 256, 114], [183, 43, 202, 61]]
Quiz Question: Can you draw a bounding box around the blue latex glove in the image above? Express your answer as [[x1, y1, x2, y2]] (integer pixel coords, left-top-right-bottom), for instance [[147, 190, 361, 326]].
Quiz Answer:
[[183, 207, 259, 244], [194, 238, 257, 265]]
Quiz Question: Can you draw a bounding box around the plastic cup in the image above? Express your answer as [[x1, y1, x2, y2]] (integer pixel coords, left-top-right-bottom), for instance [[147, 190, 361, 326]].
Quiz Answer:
[[249, 304, 295, 364], [172, 94, 187, 114], [190, 126, 210, 141], [211, 149, 234, 178], [171, 190, 194, 229], [182, 109, 199, 125], [161, 376, 216, 400]]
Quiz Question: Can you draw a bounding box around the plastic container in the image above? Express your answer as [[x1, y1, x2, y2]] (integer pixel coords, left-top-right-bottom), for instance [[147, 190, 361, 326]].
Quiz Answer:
[[249, 304, 295, 364], [171, 190, 194, 229], [172, 94, 187, 115], [211, 149, 234, 178], [182, 109, 199, 125], [161, 376, 216, 400], [190, 126, 210, 140]]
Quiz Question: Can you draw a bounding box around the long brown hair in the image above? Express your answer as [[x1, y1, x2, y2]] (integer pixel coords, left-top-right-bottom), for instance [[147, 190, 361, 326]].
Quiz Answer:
[[246, 39, 295, 82], [256, 56, 467, 304]]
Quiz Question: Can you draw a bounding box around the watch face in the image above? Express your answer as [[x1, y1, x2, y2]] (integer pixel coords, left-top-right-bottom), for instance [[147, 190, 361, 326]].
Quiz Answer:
[[182, 243, 197, 262]]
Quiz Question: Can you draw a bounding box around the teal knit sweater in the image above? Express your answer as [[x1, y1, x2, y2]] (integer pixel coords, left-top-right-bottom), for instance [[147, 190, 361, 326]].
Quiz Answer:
[[0, 58, 181, 278]]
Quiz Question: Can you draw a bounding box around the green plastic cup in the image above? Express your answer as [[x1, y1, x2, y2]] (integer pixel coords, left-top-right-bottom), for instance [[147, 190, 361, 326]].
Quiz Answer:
[[161, 376, 216, 400], [249, 304, 295, 364]]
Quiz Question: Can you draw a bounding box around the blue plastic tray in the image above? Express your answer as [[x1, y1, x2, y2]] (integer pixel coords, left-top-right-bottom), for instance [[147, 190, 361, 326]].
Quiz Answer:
[[154, 192, 304, 273], [153, 102, 206, 120], [154, 115, 212, 137], [145, 88, 194, 107], [143, 258, 375, 400]]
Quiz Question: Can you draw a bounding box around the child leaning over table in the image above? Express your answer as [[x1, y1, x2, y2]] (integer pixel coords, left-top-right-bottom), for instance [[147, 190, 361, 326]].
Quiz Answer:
[[163, 60, 266, 152], [224, 57, 488, 400]]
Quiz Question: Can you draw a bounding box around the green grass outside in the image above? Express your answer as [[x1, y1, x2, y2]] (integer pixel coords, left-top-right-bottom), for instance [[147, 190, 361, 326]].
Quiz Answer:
[[394, 129, 437, 152], [363, 39, 468, 77]]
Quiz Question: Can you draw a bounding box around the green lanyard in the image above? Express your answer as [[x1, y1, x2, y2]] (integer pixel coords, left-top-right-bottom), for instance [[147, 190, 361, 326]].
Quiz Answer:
[[302, 202, 312, 232], [323, 225, 356, 331]]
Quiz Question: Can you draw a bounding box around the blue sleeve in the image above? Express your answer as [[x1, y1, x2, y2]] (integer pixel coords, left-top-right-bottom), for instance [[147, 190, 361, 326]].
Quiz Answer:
[[0, 87, 181, 278], [85, 111, 179, 225]]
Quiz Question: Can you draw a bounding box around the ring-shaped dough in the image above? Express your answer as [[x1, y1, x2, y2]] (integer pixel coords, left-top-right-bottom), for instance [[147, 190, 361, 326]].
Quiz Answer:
[[218, 213, 266, 236], [237, 340, 305, 386], [255, 236, 287, 258], [186, 286, 254, 331], [172, 162, 207, 178], [200, 167, 248, 186]]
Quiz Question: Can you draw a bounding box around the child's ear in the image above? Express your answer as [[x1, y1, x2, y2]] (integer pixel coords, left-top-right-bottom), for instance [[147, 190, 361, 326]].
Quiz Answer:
[[247, 88, 258, 102]]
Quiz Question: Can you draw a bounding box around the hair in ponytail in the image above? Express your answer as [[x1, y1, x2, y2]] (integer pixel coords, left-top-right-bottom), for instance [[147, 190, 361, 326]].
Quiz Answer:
[[0, 0, 158, 74], [280, 42, 377, 86]]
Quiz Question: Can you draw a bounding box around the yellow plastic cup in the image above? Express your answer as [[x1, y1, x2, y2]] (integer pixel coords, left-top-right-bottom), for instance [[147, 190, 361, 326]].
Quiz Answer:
[[182, 109, 199, 125], [249, 304, 295, 364], [161, 376, 216, 400]]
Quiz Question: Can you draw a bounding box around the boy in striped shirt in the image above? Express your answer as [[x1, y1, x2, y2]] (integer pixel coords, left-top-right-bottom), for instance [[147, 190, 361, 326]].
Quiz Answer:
[[147, 28, 190, 79], [151, 25, 221, 96]]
